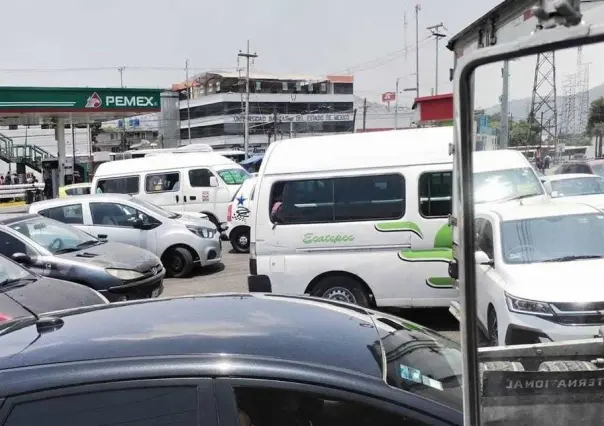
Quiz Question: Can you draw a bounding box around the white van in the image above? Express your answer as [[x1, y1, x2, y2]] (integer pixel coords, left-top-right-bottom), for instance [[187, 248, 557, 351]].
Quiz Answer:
[[247, 127, 457, 308], [91, 152, 250, 231]]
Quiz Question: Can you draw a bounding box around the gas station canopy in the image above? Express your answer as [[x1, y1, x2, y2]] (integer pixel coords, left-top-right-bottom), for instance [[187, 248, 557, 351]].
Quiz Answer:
[[0, 86, 162, 125]]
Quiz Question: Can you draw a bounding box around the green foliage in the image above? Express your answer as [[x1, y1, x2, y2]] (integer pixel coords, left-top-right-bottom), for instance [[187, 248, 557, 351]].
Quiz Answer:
[[587, 97, 604, 135]]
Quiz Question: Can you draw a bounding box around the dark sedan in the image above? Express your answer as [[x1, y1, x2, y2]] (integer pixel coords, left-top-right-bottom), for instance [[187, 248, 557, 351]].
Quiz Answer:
[[0, 253, 108, 325], [0, 293, 463, 426], [0, 214, 165, 302]]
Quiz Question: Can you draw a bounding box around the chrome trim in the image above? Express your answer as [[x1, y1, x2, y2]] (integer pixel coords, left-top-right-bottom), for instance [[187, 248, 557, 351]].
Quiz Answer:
[[297, 243, 411, 254]]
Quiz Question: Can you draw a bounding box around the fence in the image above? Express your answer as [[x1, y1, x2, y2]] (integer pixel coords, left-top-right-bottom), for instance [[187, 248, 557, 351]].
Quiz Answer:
[[0, 183, 45, 201]]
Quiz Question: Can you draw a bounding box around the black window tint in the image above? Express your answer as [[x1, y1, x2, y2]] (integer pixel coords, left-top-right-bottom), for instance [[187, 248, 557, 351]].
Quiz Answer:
[[419, 172, 452, 218], [4, 386, 198, 426], [270, 174, 405, 224], [189, 169, 213, 187], [39, 204, 84, 225], [90, 202, 158, 227], [0, 231, 35, 258], [65, 187, 90, 196], [96, 176, 139, 194], [478, 221, 494, 259], [234, 387, 430, 426], [577, 164, 591, 174], [145, 172, 180, 193]]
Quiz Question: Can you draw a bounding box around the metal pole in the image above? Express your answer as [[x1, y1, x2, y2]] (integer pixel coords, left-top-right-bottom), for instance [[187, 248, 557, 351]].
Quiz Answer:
[[71, 117, 76, 184], [394, 78, 399, 130], [238, 40, 258, 160], [118, 67, 125, 88], [362, 98, 367, 131], [500, 61, 510, 149], [427, 23, 446, 95], [186, 59, 191, 144], [415, 4, 421, 99], [290, 120, 293, 139]]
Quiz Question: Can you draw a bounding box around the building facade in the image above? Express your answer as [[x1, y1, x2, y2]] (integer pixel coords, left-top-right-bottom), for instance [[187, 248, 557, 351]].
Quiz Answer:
[[171, 71, 355, 148]]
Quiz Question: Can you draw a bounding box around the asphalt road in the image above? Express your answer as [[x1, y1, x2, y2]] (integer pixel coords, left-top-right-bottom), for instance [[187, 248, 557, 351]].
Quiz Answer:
[[161, 250, 461, 342]]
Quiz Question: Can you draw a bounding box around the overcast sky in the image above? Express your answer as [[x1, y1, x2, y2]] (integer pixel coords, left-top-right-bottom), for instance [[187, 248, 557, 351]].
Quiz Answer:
[[3, 0, 604, 109]]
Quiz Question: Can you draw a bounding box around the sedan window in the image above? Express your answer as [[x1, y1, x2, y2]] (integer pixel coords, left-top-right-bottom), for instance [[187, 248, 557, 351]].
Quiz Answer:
[[0, 249, 33, 283], [90, 202, 159, 228]]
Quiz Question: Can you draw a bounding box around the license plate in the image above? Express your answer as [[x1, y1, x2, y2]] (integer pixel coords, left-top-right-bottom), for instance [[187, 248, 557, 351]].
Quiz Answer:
[[151, 288, 160, 298]]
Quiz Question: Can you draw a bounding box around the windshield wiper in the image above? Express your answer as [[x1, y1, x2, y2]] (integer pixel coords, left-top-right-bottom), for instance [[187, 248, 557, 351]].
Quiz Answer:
[[543, 255, 604, 262], [53, 247, 81, 254], [76, 240, 100, 249], [501, 193, 540, 202], [0, 277, 36, 291]]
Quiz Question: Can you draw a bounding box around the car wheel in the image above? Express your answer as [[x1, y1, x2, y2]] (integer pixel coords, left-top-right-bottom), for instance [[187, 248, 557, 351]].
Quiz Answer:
[[230, 227, 250, 253], [312, 276, 370, 307], [487, 307, 499, 347], [166, 247, 194, 278]]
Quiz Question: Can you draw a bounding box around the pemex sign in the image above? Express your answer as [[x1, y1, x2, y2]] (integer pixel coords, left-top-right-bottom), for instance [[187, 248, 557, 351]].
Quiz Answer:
[[0, 87, 162, 112]]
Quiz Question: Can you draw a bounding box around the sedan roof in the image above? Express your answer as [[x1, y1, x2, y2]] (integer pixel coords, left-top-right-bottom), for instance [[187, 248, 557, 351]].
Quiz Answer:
[[0, 294, 399, 377]]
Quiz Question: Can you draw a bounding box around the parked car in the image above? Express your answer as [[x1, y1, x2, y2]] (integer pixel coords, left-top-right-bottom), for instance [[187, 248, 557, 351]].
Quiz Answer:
[[58, 183, 91, 198], [0, 214, 165, 302], [541, 173, 604, 209], [553, 158, 604, 177], [0, 294, 463, 425], [29, 194, 222, 278], [0, 252, 108, 324], [226, 176, 256, 253], [473, 201, 604, 346]]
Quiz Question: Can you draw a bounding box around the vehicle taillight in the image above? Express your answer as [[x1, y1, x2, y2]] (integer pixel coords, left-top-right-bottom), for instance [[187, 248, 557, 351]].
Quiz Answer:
[[0, 313, 11, 322], [227, 204, 232, 222]]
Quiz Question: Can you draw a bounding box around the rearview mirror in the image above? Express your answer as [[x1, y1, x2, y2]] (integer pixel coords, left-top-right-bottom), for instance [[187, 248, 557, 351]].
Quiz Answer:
[[475, 250, 493, 266], [12, 252, 33, 265], [209, 176, 218, 187]]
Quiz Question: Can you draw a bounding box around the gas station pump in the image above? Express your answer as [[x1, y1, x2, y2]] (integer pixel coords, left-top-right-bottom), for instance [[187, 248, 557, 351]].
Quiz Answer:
[[41, 158, 59, 199]]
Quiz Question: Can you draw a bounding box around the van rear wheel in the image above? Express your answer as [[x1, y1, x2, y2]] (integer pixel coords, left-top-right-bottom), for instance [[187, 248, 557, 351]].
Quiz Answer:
[[230, 227, 250, 253], [312, 276, 370, 307], [165, 247, 195, 278]]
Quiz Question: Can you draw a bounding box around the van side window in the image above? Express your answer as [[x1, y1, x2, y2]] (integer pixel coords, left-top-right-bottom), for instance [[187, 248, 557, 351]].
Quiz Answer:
[[145, 172, 180, 193], [188, 169, 213, 187], [419, 171, 452, 218], [96, 176, 139, 194], [270, 174, 405, 224]]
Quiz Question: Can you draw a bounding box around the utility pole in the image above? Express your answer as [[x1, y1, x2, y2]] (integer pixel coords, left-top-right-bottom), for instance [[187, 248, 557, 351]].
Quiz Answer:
[[238, 40, 258, 160], [273, 106, 278, 143], [185, 59, 191, 144], [394, 78, 400, 130], [362, 98, 368, 131], [71, 117, 76, 184], [500, 61, 510, 149], [117, 67, 125, 88], [414, 4, 421, 99], [427, 23, 446, 94]]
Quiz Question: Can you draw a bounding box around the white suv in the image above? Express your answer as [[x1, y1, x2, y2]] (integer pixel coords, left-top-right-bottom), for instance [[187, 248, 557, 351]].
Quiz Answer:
[[473, 200, 604, 346]]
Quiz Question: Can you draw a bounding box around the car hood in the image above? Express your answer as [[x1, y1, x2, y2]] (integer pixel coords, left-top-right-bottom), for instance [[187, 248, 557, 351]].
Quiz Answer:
[[178, 212, 208, 220], [475, 194, 549, 212], [174, 215, 215, 229], [3, 276, 107, 314], [502, 260, 604, 303], [56, 241, 160, 272], [551, 194, 604, 209]]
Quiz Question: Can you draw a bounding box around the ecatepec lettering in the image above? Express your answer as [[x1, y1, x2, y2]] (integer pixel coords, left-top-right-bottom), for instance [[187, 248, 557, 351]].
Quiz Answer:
[[302, 233, 355, 244]]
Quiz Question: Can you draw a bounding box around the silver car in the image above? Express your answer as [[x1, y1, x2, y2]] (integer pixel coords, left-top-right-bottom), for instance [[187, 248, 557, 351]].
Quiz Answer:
[[28, 194, 222, 278]]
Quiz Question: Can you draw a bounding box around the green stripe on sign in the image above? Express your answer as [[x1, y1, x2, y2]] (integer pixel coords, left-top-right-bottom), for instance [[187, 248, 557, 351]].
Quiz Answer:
[[426, 277, 454, 288], [399, 248, 452, 262], [375, 221, 423, 238]]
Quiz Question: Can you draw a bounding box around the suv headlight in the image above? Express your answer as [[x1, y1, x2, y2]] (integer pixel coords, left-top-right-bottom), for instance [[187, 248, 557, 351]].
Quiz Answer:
[[505, 292, 554, 316], [106, 268, 144, 281], [187, 225, 216, 239]]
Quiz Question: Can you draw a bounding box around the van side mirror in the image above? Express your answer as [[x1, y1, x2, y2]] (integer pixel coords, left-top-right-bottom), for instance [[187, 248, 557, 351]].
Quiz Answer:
[[475, 250, 494, 267], [209, 176, 218, 187], [12, 252, 33, 265]]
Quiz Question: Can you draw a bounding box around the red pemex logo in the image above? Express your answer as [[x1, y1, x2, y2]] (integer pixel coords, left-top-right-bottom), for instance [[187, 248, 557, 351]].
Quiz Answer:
[[85, 92, 102, 108]]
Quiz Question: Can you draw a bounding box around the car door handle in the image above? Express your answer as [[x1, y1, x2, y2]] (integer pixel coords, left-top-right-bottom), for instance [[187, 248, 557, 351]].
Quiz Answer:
[[98, 234, 107, 239], [189, 196, 196, 201], [176, 195, 179, 203]]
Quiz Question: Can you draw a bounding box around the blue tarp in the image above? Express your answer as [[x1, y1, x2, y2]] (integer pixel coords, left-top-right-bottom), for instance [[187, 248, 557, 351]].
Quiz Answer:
[[240, 154, 264, 165]]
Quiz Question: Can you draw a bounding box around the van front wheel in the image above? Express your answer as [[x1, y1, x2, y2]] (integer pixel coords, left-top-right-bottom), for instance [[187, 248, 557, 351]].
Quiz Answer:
[[312, 276, 370, 307]]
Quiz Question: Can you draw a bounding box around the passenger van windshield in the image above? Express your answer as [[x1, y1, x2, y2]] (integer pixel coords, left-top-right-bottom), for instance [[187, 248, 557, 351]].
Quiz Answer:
[[217, 169, 249, 185], [474, 167, 544, 204], [501, 213, 604, 264]]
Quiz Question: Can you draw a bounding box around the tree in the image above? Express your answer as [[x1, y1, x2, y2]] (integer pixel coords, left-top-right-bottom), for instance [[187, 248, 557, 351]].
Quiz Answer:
[[587, 97, 604, 135]]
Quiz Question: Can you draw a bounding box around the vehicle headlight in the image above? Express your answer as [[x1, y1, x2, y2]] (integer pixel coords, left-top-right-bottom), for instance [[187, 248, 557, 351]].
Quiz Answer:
[[505, 292, 554, 316], [187, 225, 216, 239], [106, 268, 144, 281]]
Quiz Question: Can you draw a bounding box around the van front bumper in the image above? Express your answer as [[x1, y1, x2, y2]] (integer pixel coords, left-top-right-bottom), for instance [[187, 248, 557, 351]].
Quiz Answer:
[[248, 274, 272, 293]]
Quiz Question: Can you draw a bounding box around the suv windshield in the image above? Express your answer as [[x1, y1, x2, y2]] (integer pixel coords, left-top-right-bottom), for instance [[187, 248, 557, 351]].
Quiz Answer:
[[10, 217, 99, 254], [372, 313, 462, 410], [474, 167, 544, 204], [550, 177, 604, 197], [501, 213, 604, 264], [217, 169, 249, 185]]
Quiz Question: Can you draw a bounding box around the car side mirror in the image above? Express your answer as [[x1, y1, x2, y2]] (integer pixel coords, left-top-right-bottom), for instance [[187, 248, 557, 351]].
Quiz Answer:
[[12, 252, 33, 265], [475, 250, 494, 266], [132, 218, 144, 229], [209, 176, 219, 187]]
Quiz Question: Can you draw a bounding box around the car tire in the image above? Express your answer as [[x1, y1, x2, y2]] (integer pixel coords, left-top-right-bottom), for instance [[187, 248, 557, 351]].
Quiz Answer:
[[487, 307, 499, 347], [479, 361, 525, 394], [165, 247, 195, 278], [230, 227, 250, 253], [312, 276, 371, 307], [538, 360, 597, 372]]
